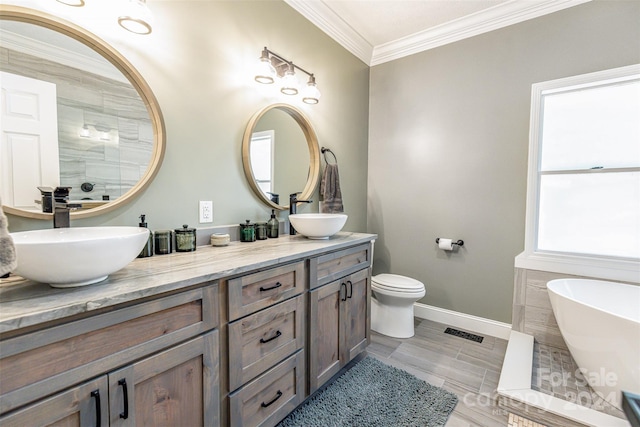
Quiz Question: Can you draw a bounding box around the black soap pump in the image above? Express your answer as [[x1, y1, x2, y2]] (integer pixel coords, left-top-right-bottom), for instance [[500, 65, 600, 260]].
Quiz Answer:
[[137, 214, 154, 258], [267, 209, 279, 238]]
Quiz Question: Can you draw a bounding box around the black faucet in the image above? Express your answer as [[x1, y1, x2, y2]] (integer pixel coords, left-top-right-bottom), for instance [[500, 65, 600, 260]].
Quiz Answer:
[[289, 192, 312, 235], [47, 187, 81, 228], [266, 192, 280, 205]]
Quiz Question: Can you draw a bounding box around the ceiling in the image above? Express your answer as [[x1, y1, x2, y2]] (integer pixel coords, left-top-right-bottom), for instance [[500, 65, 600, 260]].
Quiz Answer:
[[284, 0, 591, 66]]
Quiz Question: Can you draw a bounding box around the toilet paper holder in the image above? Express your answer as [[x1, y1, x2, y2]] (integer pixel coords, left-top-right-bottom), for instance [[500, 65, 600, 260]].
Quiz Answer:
[[435, 238, 464, 247]]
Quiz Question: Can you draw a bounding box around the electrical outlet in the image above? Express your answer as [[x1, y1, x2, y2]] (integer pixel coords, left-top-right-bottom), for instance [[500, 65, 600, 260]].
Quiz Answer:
[[199, 201, 213, 223]]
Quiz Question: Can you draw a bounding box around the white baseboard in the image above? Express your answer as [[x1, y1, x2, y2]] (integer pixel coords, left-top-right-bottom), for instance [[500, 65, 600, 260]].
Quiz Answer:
[[413, 302, 512, 340]]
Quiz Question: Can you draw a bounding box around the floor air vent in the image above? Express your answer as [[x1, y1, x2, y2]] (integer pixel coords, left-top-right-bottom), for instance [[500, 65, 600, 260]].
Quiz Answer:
[[444, 327, 484, 343]]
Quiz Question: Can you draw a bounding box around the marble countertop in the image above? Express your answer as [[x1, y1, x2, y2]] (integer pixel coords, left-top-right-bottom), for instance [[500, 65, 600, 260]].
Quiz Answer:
[[0, 232, 376, 334]]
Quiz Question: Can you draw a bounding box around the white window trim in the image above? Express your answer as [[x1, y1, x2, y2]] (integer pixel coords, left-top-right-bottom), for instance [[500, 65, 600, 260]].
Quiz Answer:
[[250, 130, 275, 192], [515, 64, 640, 283]]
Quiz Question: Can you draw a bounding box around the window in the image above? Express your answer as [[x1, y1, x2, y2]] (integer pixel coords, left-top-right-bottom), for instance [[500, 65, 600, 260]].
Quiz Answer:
[[516, 64, 640, 282], [250, 130, 275, 194]]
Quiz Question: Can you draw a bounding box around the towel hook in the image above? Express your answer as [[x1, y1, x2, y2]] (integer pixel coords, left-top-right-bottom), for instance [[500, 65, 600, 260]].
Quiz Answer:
[[321, 147, 337, 165]]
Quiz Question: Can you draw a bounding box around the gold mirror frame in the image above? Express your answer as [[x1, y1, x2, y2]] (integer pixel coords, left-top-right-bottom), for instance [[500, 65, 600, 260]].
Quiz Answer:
[[242, 104, 320, 211], [0, 5, 165, 220]]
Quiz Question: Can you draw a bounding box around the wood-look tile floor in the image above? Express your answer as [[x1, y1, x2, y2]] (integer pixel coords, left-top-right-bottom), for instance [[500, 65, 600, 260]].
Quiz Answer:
[[368, 318, 510, 427]]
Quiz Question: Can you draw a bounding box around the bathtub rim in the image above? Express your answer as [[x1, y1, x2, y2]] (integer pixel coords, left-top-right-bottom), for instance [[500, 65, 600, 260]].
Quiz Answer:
[[547, 278, 640, 324]]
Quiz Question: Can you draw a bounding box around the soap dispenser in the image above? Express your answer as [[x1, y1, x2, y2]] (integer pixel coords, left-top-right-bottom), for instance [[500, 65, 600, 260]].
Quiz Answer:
[[267, 210, 279, 238], [137, 214, 154, 258]]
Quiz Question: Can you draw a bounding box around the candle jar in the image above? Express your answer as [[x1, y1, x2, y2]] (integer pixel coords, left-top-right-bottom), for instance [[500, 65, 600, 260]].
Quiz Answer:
[[255, 222, 268, 240], [154, 230, 173, 255], [239, 220, 255, 242], [175, 224, 197, 252]]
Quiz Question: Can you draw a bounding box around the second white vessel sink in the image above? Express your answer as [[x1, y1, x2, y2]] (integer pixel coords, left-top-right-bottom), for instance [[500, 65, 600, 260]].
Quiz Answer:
[[289, 213, 348, 239], [11, 226, 149, 288]]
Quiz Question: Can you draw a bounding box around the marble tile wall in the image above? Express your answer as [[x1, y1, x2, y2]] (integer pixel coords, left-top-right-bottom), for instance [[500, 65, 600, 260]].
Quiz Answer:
[[1, 47, 152, 202], [511, 268, 582, 349]]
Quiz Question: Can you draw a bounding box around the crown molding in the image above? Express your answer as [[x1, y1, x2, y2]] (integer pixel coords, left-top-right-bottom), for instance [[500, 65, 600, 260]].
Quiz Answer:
[[371, 0, 591, 65], [285, 0, 591, 67], [283, 0, 373, 65]]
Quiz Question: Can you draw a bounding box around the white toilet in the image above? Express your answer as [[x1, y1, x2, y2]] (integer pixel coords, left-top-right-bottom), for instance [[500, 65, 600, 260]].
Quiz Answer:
[[371, 273, 426, 338]]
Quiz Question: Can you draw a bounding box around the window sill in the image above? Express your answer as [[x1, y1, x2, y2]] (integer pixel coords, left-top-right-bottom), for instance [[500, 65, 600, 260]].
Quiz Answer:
[[515, 251, 640, 283]]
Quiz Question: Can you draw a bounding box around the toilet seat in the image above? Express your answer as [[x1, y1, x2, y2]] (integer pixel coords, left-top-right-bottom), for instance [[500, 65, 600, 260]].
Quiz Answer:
[[372, 273, 425, 294]]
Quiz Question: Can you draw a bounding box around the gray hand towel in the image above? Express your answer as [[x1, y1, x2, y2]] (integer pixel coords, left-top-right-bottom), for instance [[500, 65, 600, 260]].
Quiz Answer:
[[320, 163, 344, 213], [0, 198, 17, 277]]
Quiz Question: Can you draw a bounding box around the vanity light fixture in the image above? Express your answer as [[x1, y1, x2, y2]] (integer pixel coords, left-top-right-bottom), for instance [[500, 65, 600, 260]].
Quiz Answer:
[[79, 124, 115, 141], [118, 0, 154, 35], [255, 47, 321, 104]]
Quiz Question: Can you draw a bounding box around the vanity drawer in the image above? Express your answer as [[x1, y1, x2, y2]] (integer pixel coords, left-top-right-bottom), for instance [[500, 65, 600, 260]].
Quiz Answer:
[[0, 283, 218, 414], [228, 261, 306, 321], [311, 243, 371, 289], [228, 295, 305, 390], [229, 350, 305, 427]]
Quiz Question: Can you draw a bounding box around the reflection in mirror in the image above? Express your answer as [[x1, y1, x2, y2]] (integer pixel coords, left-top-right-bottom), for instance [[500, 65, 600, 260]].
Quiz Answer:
[[0, 6, 165, 219], [242, 104, 320, 210], [252, 108, 310, 203]]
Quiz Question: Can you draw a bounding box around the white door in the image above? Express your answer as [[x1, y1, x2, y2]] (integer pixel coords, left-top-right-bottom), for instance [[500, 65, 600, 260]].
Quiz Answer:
[[0, 71, 59, 211]]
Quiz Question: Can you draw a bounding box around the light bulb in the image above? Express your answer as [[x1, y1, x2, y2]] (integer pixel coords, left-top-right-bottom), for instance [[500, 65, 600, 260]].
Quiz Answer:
[[302, 75, 321, 104], [118, 0, 154, 35], [280, 64, 298, 95], [79, 125, 91, 138], [255, 49, 276, 84]]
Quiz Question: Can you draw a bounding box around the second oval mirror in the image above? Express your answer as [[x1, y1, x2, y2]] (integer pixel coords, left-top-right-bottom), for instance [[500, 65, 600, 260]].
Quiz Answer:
[[242, 104, 320, 210]]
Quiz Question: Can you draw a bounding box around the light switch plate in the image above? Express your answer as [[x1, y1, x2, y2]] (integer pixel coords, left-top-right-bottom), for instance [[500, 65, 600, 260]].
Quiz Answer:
[[199, 201, 213, 223]]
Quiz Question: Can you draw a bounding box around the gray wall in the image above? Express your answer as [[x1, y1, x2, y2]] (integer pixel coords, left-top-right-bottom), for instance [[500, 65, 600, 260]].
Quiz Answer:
[[367, 1, 640, 323], [5, 1, 370, 233]]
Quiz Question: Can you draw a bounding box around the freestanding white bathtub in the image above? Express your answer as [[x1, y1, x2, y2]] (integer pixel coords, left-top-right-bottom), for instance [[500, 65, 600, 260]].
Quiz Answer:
[[547, 278, 640, 409]]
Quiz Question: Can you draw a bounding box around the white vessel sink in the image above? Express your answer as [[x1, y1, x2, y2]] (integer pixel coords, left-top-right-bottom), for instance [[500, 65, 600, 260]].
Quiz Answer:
[[289, 213, 348, 239], [10, 226, 149, 288]]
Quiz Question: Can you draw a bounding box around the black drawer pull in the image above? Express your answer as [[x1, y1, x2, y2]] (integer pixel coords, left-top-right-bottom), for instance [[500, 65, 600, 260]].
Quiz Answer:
[[340, 282, 347, 301], [261, 390, 283, 408], [347, 280, 353, 299], [260, 330, 282, 344], [260, 282, 282, 292], [91, 390, 101, 427], [118, 378, 129, 419]]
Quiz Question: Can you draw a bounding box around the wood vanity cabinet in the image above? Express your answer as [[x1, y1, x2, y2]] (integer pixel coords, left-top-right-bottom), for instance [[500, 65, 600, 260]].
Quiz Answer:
[[224, 243, 371, 426], [226, 261, 307, 427], [0, 284, 220, 427], [0, 235, 376, 427], [308, 244, 371, 393]]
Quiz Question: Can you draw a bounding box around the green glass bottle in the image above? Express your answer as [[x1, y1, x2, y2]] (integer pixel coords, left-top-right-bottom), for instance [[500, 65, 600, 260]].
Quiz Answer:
[[137, 214, 154, 258], [267, 210, 279, 238]]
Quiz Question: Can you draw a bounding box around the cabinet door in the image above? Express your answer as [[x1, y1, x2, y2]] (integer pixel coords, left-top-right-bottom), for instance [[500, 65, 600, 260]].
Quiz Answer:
[[308, 279, 346, 393], [0, 376, 108, 427], [342, 268, 370, 362], [109, 331, 219, 427]]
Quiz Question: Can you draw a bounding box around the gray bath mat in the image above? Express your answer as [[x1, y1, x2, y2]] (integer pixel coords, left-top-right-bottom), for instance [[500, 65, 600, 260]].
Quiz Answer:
[[277, 356, 458, 427]]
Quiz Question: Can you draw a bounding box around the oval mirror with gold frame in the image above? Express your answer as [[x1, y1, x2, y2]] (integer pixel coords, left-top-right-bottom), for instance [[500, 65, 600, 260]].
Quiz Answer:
[[242, 104, 320, 210], [0, 5, 165, 219]]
